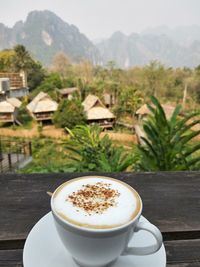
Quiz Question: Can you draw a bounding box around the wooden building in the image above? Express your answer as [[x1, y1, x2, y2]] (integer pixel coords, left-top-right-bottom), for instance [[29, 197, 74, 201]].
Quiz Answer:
[[0, 98, 22, 123], [57, 87, 79, 100], [135, 104, 175, 121], [27, 92, 58, 121], [82, 95, 115, 128], [0, 71, 29, 99]]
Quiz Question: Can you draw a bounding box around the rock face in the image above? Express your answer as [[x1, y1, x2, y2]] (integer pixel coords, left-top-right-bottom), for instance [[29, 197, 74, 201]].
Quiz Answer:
[[1, 11, 200, 68], [0, 10, 100, 65], [97, 29, 200, 68]]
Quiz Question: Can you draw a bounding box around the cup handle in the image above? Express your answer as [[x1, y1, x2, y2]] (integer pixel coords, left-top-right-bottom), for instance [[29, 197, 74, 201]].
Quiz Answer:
[[122, 221, 163, 256]]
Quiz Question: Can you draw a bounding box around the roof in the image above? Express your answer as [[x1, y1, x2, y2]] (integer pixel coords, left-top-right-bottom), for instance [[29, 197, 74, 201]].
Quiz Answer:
[[6, 98, 22, 108], [0, 100, 16, 113], [86, 107, 115, 120], [0, 73, 24, 89], [136, 104, 175, 118], [82, 94, 105, 111], [27, 92, 58, 113], [59, 87, 79, 95]]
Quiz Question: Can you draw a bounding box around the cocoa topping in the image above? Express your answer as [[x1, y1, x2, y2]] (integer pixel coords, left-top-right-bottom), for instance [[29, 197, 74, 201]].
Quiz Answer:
[[66, 182, 120, 215]]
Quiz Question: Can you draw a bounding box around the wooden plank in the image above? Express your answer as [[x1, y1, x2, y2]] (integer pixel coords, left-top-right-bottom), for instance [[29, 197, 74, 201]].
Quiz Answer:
[[0, 250, 22, 267], [0, 172, 200, 243], [1, 240, 200, 267], [165, 239, 200, 264], [167, 264, 200, 267]]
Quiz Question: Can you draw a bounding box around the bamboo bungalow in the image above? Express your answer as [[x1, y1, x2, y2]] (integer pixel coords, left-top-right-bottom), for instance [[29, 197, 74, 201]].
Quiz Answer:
[[135, 104, 175, 121], [82, 95, 115, 128], [58, 87, 79, 100], [27, 92, 58, 121], [0, 98, 22, 123]]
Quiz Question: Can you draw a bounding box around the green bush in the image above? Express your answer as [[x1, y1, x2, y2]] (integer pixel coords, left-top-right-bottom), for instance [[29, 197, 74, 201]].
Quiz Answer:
[[17, 104, 33, 128], [137, 96, 200, 171], [53, 99, 86, 129], [64, 125, 133, 172]]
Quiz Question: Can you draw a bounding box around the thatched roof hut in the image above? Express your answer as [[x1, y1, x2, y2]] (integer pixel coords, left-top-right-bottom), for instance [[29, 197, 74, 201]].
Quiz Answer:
[[27, 92, 58, 121], [82, 95, 115, 128], [82, 95, 104, 111], [136, 103, 175, 119], [0, 98, 21, 123], [6, 98, 22, 108], [58, 87, 79, 99], [87, 107, 115, 121]]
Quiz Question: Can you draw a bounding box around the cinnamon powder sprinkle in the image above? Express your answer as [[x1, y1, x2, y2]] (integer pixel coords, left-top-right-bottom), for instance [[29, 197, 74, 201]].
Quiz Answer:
[[66, 182, 120, 215]]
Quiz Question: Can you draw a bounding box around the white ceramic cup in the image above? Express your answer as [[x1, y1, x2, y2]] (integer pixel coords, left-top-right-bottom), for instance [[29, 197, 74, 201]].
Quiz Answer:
[[51, 176, 163, 267]]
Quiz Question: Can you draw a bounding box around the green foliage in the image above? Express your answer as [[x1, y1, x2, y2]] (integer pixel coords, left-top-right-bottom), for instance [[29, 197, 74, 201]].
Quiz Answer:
[[0, 49, 15, 71], [63, 125, 133, 172], [27, 61, 46, 90], [12, 45, 33, 71], [20, 138, 71, 173], [114, 86, 143, 118], [17, 103, 33, 128], [137, 96, 200, 171], [53, 99, 86, 129], [32, 72, 62, 99]]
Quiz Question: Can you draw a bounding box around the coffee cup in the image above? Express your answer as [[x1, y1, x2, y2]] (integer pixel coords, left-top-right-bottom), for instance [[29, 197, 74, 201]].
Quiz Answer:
[[51, 176, 163, 267]]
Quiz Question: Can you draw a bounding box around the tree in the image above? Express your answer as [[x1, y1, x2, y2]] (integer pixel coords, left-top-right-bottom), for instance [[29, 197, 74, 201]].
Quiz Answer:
[[53, 99, 86, 129], [51, 52, 71, 79], [0, 49, 15, 71], [12, 45, 33, 71], [32, 72, 62, 99], [144, 61, 166, 97], [137, 96, 200, 171], [63, 125, 133, 172], [114, 86, 143, 118]]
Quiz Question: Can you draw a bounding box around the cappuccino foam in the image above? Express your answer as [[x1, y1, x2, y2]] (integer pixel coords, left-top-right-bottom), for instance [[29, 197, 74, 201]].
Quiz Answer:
[[53, 177, 141, 229]]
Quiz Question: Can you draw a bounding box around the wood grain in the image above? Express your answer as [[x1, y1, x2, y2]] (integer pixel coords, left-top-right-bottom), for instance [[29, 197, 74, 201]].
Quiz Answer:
[[1, 172, 200, 242], [1, 239, 200, 267]]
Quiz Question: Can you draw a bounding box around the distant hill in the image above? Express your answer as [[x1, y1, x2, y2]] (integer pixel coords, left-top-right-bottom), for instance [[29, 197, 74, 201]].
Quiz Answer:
[[0, 10, 100, 65], [0, 11, 200, 68], [97, 29, 200, 68]]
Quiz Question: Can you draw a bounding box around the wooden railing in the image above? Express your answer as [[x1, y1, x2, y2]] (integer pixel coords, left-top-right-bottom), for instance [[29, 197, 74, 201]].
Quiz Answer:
[[0, 137, 32, 172]]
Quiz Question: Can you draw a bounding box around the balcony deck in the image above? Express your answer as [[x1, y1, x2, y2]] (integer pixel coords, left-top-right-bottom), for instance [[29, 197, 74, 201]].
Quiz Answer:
[[0, 172, 200, 266]]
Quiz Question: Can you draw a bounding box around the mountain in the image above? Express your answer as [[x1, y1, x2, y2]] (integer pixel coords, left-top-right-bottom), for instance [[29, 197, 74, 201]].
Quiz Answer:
[[142, 25, 200, 46], [0, 10, 100, 65], [1, 11, 200, 68], [97, 29, 200, 68]]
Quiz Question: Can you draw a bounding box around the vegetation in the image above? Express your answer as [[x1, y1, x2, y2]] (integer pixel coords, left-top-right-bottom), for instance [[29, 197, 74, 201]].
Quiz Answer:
[[19, 138, 70, 173], [2, 44, 200, 173], [53, 99, 87, 129], [17, 103, 33, 128], [0, 45, 45, 90], [136, 96, 200, 171], [63, 125, 133, 172]]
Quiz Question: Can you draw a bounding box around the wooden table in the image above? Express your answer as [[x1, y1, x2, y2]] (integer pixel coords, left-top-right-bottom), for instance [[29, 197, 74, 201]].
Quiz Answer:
[[0, 172, 200, 267]]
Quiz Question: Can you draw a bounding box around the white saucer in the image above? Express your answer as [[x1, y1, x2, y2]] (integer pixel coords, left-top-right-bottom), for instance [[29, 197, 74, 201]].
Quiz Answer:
[[23, 212, 166, 267]]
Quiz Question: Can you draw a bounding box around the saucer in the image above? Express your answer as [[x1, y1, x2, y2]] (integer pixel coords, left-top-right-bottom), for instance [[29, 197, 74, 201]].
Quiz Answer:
[[23, 212, 166, 267]]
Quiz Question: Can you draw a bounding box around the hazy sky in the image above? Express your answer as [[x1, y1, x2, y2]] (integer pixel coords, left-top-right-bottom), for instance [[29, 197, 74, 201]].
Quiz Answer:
[[1, 0, 200, 40]]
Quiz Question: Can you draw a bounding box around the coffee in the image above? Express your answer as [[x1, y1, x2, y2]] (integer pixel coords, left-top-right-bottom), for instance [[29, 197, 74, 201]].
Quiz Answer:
[[53, 176, 141, 229]]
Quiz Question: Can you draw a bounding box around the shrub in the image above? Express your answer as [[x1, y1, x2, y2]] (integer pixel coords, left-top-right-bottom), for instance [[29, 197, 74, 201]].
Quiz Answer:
[[64, 125, 133, 172], [53, 99, 87, 129], [137, 96, 200, 171]]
